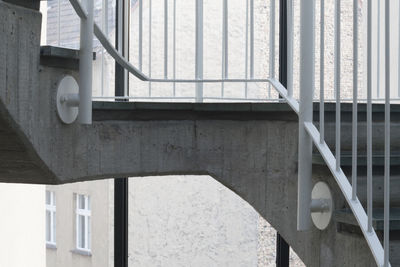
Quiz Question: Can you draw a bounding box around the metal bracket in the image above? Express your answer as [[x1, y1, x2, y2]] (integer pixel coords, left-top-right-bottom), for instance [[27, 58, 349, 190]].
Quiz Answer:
[[56, 75, 79, 124], [311, 181, 333, 230]]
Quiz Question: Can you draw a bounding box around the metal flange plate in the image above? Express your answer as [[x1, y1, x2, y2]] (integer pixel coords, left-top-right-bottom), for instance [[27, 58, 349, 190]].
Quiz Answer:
[[311, 181, 333, 230], [56, 75, 79, 124]]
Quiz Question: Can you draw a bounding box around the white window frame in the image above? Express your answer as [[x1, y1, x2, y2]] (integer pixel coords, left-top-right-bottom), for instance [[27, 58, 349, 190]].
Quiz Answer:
[[76, 194, 91, 252], [45, 190, 56, 246]]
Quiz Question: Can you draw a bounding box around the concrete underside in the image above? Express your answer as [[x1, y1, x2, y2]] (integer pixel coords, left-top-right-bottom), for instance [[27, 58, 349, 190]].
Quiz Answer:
[[0, 2, 385, 266]]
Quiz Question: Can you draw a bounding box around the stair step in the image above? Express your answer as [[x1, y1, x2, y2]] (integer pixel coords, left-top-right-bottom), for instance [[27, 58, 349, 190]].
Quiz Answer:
[[334, 208, 400, 231], [312, 152, 400, 167]]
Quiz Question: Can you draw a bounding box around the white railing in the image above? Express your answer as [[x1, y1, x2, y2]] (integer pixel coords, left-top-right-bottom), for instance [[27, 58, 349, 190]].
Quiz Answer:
[[297, 0, 392, 266], [58, 0, 395, 266]]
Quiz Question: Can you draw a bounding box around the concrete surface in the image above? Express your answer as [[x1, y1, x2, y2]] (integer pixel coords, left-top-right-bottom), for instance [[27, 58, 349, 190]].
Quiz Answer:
[[0, 1, 394, 266]]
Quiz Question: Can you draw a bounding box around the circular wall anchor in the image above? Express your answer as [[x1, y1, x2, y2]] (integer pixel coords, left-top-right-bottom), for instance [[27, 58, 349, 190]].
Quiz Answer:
[[311, 181, 333, 230], [56, 75, 79, 124]]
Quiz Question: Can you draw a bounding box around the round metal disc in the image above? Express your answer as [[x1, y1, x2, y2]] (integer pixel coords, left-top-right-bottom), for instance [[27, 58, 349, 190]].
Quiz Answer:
[[56, 75, 79, 124], [311, 181, 333, 230]]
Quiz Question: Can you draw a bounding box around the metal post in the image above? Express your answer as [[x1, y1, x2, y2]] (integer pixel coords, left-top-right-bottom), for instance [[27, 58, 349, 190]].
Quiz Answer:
[[164, 0, 168, 79], [139, 0, 143, 71], [276, 3, 290, 263], [114, 1, 129, 267], [287, 0, 293, 98], [334, 0, 341, 172], [297, 0, 315, 231], [195, 0, 203, 102], [276, 233, 289, 267], [78, 0, 94, 124], [320, 0, 325, 144], [352, 0, 358, 201], [250, 0, 254, 79], [115, 0, 129, 98], [367, 0, 373, 233], [384, 0, 390, 265], [114, 178, 128, 267], [269, 0, 276, 98]]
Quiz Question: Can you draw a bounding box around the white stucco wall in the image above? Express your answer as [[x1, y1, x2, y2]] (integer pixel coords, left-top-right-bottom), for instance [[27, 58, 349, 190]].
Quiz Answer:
[[129, 175, 259, 266], [0, 183, 45, 267], [128, 175, 304, 267]]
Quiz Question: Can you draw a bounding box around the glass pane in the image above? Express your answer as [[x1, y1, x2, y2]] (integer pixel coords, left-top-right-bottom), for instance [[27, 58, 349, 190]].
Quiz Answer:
[[46, 211, 51, 242], [46, 191, 51, 205], [87, 196, 91, 210], [53, 212, 56, 243], [79, 195, 85, 209], [79, 215, 85, 248], [88, 216, 91, 249]]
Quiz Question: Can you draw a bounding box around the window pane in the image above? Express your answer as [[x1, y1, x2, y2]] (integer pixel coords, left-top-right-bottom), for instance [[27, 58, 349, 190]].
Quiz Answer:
[[46, 211, 51, 242], [53, 212, 56, 243], [79, 195, 85, 209], [46, 191, 51, 205], [79, 215, 85, 248], [88, 216, 91, 249], [87, 196, 91, 210]]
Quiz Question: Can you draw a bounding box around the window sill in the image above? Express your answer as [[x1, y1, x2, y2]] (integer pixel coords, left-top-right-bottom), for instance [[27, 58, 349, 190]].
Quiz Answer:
[[46, 243, 57, 250], [71, 248, 92, 257]]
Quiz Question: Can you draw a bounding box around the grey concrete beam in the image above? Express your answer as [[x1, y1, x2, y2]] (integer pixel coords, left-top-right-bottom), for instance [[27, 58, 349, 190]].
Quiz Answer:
[[2, 0, 40, 10]]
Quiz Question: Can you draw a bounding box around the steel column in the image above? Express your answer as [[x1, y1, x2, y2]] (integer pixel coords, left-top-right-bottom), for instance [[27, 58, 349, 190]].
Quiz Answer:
[[114, 1, 129, 267], [195, 0, 203, 102], [297, 0, 315, 231], [276, 1, 290, 263], [276, 233, 289, 267], [78, 0, 94, 124]]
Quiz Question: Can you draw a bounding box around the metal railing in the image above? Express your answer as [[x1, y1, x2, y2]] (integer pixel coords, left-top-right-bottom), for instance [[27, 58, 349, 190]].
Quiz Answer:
[[61, 0, 394, 266], [297, 0, 392, 266]]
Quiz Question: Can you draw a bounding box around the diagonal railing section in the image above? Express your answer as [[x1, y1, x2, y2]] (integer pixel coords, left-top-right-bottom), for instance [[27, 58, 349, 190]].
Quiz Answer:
[[63, 0, 393, 266]]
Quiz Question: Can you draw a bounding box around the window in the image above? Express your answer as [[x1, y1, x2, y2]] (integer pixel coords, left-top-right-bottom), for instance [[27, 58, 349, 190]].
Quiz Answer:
[[76, 194, 91, 252], [45, 190, 56, 246]]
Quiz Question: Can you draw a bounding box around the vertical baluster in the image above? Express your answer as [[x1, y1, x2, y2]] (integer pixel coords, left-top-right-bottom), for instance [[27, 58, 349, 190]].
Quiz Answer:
[[384, 0, 390, 265], [398, 0, 400, 98], [320, 0, 325, 144], [139, 0, 143, 71], [269, 0, 276, 98], [367, 0, 373, 233], [124, 0, 130, 97], [352, 0, 358, 201], [297, 0, 315, 231], [377, 0, 381, 98], [164, 0, 168, 79], [335, 0, 341, 171], [173, 0, 176, 96], [250, 0, 254, 79], [195, 0, 203, 102], [149, 0, 152, 96], [222, 0, 228, 97], [58, 0, 61, 46], [101, 0, 105, 97], [287, 0, 293, 98], [245, 0, 249, 98]]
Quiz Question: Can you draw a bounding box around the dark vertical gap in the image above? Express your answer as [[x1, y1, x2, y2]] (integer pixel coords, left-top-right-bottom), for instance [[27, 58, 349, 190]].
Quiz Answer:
[[114, 1, 129, 267], [279, 0, 288, 87], [277, 0, 290, 266]]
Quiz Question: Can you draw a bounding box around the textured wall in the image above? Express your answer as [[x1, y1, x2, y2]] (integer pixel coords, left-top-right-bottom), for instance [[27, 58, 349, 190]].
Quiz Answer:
[[128, 175, 304, 266], [129, 175, 259, 266]]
